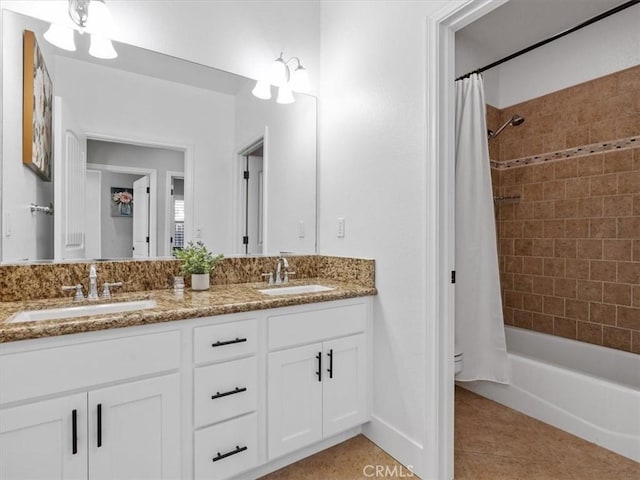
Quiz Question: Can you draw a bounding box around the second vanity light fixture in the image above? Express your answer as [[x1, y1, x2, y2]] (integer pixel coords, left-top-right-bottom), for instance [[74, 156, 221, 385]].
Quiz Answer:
[[44, 0, 117, 59], [252, 53, 311, 104]]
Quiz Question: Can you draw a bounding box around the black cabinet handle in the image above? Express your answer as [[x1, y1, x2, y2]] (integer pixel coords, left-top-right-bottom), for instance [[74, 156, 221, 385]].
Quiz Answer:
[[212, 445, 247, 462], [315, 352, 322, 382], [97, 403, 102, 448], [211, 387, 247, 400], [327, 349, 334, 379], [211, 337, 247, 348], [72, 409, 78, 455]]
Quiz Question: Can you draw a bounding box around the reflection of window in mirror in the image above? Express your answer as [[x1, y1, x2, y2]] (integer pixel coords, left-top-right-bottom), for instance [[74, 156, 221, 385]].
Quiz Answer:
[[173, 199, 185, 252]]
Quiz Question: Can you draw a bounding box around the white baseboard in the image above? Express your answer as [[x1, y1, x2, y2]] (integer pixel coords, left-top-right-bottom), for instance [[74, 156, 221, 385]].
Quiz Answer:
[[235, 427, 362, 479], [362, 415, 423, 478]]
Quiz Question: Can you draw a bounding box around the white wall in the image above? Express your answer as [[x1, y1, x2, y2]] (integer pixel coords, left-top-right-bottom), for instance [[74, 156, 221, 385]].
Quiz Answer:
[[53, 55, 235, 255], [319, 1, 457, 478], [234, 82, 317, 255], [98, 171, 139, 258], [456, 2, 640, 107], [87, 140, 184, 256], [1, 11, 55, 261], [0, 0, 321, 93]]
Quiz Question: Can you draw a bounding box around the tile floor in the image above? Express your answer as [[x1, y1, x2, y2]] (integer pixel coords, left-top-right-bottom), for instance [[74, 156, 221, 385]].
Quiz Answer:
[[261, 386, 640, 479]]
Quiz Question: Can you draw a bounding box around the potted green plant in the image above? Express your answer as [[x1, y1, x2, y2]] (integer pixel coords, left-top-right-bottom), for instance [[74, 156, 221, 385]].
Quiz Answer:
[[174, 241, 223, 291]]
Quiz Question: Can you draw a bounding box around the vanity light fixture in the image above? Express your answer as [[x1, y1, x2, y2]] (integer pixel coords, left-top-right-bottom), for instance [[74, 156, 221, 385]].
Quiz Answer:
[[252, 52, 311, 104], [44, 0, 117, 59]]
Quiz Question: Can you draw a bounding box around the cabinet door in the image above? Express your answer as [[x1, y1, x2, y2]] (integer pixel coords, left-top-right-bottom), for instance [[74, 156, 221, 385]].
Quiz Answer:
[[88, 374, 180, 480], [0, 393, 87, 480], [268, 343, 323, 459], [323, 334, 368, 438]]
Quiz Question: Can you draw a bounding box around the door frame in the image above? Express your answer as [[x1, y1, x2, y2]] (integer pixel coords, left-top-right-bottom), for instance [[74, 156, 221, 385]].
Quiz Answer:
[[425, 1, 509, 479], [233, 131, 268, 255], [86, 163, 157, 258], [85, 131, 193, 250], [164, 170, 184, 256]]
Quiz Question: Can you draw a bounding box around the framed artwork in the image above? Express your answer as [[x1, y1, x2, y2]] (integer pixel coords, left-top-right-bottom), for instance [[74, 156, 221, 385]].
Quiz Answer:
[[22, 30, 53, 181], [111, 187, 134, 217]]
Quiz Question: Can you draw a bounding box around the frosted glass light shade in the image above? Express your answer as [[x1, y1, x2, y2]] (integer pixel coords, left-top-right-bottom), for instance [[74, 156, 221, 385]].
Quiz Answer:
[[269, 58, 288, 87], [89, 34, 117, 59], [291, 66, 310, 93], [43, 23, 76, 51], [276, 85, 295, 105], [86, 0, 113, 35], [252, 79, 272, 100]]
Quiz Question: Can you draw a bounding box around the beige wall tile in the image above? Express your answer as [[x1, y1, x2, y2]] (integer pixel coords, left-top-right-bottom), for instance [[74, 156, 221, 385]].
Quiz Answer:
[[577, 239, 603, 259], [543, 258, 565, 277], [513, 309, 533, 328], [617, 306, 640, 330], [603, 239, 632, 261], [618, 171, 640, 194], [524, 183, 544, 201], [544, 180, 566, 200], [603, 326, 632, 351], [554, 278, 577, 298], [544, 220, 565, 238], [554, 159, 577, 179], [603, 283, 632, 306], [565, 259, 590, 279], [565, 219, 589, 238], [603, 195, 633, 217], [555, 239, 576, 258], [565, 299, 589, 320], [578, 197, 603, 218], [531, 313, 554, 333], [618, 262, 640, 284], [604, 150, 634, 173], [523, 220, 544, 238], [514, 239, 534, 256], [543, 296, 565, 316], [533, 239, 555, 257], [590, 260, 617, 282], [505, 291, 523, 309], [565, 177, 591, 199], [617, 217, 640, 238], [533, 276, 555, 296], [555, 200, 578, 218], [577, 155, 603, 176], [577, 280, 603, 302], [589, 218, 617, 238], [523, 293, 544, 312], [554, 317, 577, 339], [590, 174, 617, 196], [577, 321, 603, 345], [589, 302, 616, 325], [523, 257, 544, 275]]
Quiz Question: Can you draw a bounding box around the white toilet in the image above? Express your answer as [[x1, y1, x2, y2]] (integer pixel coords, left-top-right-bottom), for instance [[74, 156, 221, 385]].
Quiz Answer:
[[454, 345, 464, 376]]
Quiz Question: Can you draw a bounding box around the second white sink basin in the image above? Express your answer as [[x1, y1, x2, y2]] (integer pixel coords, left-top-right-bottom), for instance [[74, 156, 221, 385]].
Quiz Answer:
[[258, 284, 335, 296], [8, 299, 158, 323]]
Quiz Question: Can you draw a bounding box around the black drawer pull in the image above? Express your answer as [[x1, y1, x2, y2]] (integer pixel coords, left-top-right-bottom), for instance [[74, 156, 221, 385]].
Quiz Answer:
[[316, 352, 322, 382], [327, 348, 334, 379], [72, 409, 78, 455], [212, 445, 248, 462], [211, 337, 247, 348], [211, 387, 247, 400], [97, 403, 102, 448]]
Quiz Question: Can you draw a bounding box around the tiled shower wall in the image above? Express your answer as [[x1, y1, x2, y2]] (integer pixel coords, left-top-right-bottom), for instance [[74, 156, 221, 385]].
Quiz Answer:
[[489, 66, 640, 354]]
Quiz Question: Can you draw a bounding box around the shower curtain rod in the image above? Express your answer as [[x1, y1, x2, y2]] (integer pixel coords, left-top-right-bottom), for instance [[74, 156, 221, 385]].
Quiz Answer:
[[456, 0, 640, 81]]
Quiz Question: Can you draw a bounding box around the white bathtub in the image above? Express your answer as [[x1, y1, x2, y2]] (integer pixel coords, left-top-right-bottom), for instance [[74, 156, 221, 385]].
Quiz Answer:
[[460, 326, 640, 462]]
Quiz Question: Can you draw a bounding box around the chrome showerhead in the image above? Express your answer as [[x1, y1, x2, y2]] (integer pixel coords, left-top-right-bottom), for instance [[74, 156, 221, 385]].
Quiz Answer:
[[488, 114, 525, 140]]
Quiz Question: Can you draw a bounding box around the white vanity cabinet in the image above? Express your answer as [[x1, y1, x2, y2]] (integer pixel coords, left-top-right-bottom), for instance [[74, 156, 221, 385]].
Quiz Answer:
[[193, 319, 259, 480], [267, 303, 369, 460], [0, 330, 181, 480]]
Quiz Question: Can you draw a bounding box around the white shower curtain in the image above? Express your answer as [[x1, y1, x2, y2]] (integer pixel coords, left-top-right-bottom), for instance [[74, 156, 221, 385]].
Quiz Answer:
[[455, 73, 509, 384]]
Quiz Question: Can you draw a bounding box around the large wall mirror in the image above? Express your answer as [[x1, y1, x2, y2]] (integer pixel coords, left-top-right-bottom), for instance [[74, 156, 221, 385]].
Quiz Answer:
[[1, 10, 317, 264]]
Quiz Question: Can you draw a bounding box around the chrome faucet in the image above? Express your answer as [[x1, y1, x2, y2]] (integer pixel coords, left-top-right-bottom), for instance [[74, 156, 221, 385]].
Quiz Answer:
[[88, 264, 99, 300], [275, 256, 295, 285]]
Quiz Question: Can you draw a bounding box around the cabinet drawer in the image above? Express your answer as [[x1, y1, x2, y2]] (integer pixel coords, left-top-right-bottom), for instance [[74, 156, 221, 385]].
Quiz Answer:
[[0, 331, 180, 405], [194, 413, 258, 480], [268, 303, 366, 350], [194, 357, 257, 428], [193, 319, 257, 364]]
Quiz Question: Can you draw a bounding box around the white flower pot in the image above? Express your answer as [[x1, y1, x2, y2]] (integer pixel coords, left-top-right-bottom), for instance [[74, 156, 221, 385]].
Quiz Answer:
[[191, 273, 210, 291]]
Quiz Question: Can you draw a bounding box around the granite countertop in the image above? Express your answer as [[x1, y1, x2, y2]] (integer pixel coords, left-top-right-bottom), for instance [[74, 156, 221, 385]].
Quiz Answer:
[[0, 279, 377, 343]]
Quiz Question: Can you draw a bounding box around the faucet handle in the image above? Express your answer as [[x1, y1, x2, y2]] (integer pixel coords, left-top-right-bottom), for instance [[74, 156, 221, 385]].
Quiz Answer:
[[284, 271, 296, 284], [261, 273, 274, 285], [62, 284, 84, 301], [102, 282, 123, 299]]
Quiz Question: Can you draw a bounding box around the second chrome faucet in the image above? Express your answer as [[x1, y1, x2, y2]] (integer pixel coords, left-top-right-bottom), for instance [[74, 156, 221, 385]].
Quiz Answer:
[[62, 264, 122, 301]]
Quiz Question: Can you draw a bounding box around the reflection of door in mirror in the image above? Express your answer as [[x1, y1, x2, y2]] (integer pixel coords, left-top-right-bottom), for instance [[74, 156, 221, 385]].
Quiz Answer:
[[168, 176, 185, 254], [132, 176, 150, 258], [53, 96, 86, 261], [239, 140, 264, 255]]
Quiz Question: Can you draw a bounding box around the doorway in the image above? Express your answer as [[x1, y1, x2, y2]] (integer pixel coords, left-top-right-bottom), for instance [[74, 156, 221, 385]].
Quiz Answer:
[[238, 139, 265, 255]]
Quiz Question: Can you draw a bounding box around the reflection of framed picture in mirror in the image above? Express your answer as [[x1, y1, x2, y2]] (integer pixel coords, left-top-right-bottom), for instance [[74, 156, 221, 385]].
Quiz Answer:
[[111, 187, 134, 217], [22, 30, 52, 181]]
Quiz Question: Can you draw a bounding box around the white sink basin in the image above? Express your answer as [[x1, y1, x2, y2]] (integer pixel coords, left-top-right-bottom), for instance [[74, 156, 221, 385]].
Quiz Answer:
[[258, 284, 335, 296], [8, 299, 158, 323]]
